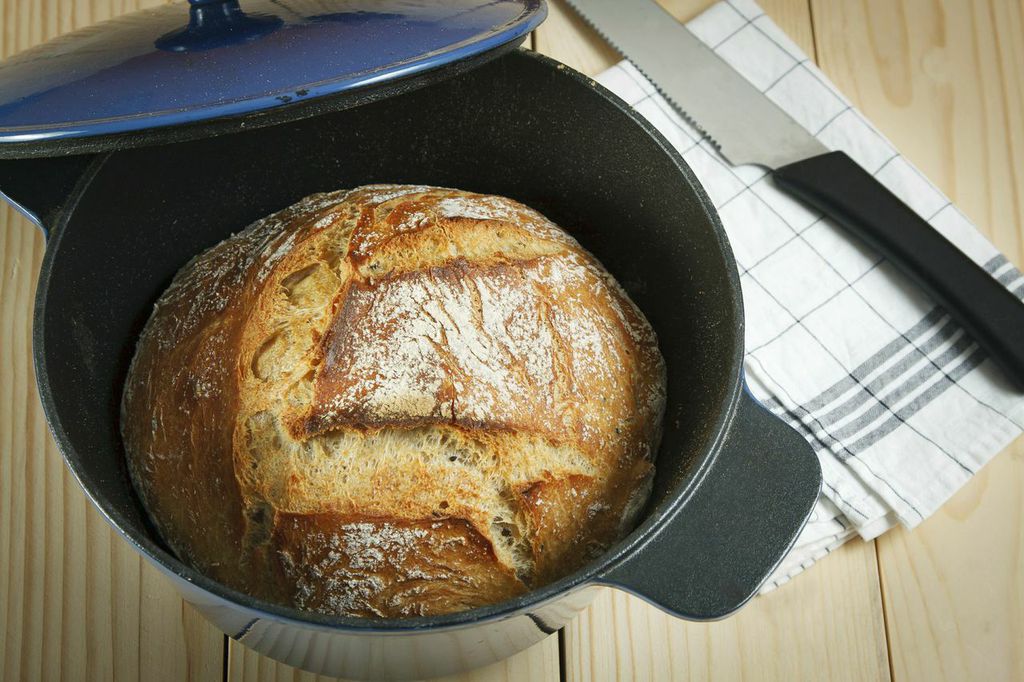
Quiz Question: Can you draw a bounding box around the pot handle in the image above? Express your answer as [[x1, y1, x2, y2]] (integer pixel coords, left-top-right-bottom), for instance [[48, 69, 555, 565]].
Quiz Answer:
[[597, 387, 821, 620], [0, 155, 97, 236]]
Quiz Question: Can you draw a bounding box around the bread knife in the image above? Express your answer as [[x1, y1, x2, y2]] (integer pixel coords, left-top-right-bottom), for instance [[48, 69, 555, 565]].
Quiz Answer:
[[564, 0, 1024, 391]]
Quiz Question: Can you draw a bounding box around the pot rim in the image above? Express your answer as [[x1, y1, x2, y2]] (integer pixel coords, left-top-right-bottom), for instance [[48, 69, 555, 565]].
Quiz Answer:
[[31, 48, 745, 634]]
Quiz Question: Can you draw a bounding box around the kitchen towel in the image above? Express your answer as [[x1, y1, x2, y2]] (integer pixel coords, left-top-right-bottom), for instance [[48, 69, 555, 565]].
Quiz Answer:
[[593, 0, 1024, 590]]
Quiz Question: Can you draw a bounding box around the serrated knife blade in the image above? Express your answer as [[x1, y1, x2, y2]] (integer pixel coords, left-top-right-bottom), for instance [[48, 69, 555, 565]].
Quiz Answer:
[[562, 0, 1024, 391], [563, 0, 827, 168]]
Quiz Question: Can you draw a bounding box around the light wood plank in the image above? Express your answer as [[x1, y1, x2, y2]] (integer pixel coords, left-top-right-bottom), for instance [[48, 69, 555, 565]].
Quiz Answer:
[[810, 0, 1024, 268], [0, 211, 224, 682], [226, 632, 560, 682], [533, 0, 621, 76], [537, 2, 891, 681], [564, 541, 889, 682], [0, 2, 225, 681], [811, 2, 1024, 680], [875, 447, 1024, 682]]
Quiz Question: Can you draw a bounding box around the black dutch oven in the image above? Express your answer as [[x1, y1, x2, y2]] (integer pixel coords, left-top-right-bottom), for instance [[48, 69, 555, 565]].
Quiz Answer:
[[0, 1, 820, 678]]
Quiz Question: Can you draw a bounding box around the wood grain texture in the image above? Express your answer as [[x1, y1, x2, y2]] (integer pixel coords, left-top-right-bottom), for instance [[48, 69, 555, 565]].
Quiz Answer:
[[533, 0, 621, 77], [0, 206, 225, 682], [0, 2, 225, 682], [810, 0, 1024, 268], [2, 1, 1023, 681], [564, 540, 889, 682], [811, 1, 1024, 681], [537, 2, 892, 681], [875, 447, 1024, 682], [226, 633, 560, 682]]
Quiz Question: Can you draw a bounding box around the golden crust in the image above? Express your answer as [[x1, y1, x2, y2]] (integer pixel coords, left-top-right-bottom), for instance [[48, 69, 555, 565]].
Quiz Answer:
[[121, 185, 666, 617], [272, 513, 526, 618]]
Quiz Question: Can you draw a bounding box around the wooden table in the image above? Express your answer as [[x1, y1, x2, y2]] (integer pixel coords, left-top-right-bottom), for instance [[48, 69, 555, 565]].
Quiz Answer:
[[1, 1, 1021, 680]]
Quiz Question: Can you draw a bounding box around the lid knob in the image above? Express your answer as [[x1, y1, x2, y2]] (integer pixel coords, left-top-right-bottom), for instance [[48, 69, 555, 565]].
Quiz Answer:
[[156, 0, 283, 53]]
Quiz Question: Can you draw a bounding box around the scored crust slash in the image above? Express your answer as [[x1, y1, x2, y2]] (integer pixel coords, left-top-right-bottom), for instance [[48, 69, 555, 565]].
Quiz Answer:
[[121, 185, 667, 618]]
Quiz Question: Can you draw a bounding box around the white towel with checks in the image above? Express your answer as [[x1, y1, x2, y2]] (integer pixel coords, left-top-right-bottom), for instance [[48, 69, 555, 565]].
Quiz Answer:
[[593, 0, 1024, 590]]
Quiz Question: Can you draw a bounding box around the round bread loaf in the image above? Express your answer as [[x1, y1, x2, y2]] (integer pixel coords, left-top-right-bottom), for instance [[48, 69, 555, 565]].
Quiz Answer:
[[121, 185, 666, 618]]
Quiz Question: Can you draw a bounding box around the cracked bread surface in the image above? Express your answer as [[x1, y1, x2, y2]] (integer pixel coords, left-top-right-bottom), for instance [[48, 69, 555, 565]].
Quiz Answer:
[[121, 185, 666, 618]]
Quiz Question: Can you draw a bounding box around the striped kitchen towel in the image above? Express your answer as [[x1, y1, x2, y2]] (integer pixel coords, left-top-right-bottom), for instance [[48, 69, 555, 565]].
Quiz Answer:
[[593, 0, 1024, 590]]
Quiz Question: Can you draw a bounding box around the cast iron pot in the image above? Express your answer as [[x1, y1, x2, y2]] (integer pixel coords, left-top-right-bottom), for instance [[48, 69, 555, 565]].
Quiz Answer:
[[0, 48, 820, 680]]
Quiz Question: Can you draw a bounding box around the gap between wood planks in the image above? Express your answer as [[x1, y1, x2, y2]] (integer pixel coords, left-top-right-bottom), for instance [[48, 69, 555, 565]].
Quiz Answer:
[[798, 4, 894, 679]]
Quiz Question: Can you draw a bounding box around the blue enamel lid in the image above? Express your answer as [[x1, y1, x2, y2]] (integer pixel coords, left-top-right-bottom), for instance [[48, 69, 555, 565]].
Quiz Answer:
[[0, 0, 544, 154]]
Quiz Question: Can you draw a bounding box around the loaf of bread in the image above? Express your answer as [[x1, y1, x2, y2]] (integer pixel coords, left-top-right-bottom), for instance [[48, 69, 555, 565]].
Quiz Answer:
[[121, 185, 666, 618]]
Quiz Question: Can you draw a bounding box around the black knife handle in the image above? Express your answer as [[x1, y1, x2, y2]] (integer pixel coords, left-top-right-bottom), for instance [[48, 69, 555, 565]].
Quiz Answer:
[[774, 150, 1024, 391]]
